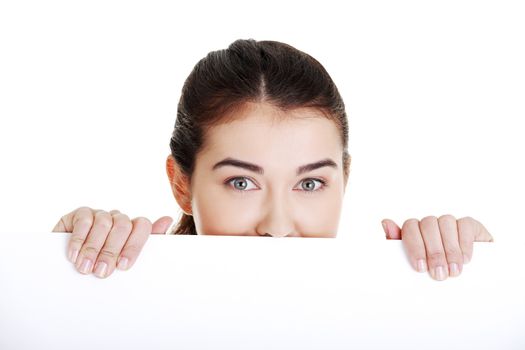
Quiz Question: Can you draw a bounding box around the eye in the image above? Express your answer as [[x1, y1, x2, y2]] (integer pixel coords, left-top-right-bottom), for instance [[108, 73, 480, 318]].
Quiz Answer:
[[296, 178, 327, 194], [225, 177, 327, 194], [225, 177, 258, 193]]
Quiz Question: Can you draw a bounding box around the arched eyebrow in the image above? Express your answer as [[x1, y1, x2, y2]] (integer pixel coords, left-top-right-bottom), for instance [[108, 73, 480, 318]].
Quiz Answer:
[[212, 157, 337, 176]]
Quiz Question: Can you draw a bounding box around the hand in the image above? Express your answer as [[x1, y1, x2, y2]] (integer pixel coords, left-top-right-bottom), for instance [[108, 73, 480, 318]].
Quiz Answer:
[[52, 206, 173, 278], [381, 215, 493, 281]]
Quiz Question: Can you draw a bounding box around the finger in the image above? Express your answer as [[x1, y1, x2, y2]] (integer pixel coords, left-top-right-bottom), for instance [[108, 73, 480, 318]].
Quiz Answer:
[[457, 217, 475, 264], [382, 219, 402, 240], [437, 214, 463, 277], [116, 217, 153, 271], [419, 216, 449, 281], [457, 216, 492, 264], [152, 216, 174, 234], [473, 218, 494, 242], [74, 211, 113, 275], [109, 209, 121, 215], [400, 218, 427, 273], [52, 206, 89, 232], [63, 207, 96, 263], [52, 216, 67, 232], [92, 213, 133, 279]]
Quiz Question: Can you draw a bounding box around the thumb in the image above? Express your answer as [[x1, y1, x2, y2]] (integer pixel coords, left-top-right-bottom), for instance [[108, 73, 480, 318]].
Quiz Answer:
[[152, 216, 174, 234], [382, 219, 402, 240], [474, 219, 494, 242]]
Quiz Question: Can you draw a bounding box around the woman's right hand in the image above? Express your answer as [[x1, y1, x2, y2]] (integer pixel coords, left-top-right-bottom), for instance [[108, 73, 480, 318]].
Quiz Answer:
[[52, 207, 173, 279]]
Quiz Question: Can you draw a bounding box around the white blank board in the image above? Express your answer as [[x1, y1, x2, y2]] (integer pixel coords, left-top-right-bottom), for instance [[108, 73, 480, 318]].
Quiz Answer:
[[0, 232, 524, 350]]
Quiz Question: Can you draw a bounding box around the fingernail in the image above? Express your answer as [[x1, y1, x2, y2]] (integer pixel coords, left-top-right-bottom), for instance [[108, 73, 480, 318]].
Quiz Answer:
[[449, 263, 460, 277], [417, 259, 427, 272], [433, 266, 446, 281], [463, 253, 470, 264], [68, 249, 79, 263], [79, 258, 93, 274], [94, 262, 108, 278], [117, 257, 129, 270]]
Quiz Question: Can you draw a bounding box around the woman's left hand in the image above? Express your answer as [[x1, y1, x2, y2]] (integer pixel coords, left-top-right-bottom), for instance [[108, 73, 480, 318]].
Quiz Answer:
[[381, 215, 494, 281]]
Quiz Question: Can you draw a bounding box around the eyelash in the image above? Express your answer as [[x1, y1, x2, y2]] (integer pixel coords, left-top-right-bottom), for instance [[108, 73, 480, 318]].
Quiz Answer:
[[224, 176, 328, 195]]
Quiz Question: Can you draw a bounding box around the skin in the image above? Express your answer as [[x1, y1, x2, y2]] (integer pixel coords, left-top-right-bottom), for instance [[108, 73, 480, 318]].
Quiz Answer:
[[52, 102, 493, 280], [170, 102, 348, 238]]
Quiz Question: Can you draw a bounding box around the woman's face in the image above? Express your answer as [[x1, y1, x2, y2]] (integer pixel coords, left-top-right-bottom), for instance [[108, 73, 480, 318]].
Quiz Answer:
[[169, 102, 349, 238]]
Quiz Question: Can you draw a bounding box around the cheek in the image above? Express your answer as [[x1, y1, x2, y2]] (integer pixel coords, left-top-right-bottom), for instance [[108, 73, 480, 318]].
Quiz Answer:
[[296, 190, 345, 237], [193, 187, 260, 235], [297, 201, 342, 237]]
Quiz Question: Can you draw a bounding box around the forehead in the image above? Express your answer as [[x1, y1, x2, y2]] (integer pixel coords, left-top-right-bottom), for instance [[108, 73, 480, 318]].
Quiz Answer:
[[199, 103, 342, 164]]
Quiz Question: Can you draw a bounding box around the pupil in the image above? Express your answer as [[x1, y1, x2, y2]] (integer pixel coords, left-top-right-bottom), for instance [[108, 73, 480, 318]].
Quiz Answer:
[[235, 179, 247, 190], [303, 180, 314, 190]]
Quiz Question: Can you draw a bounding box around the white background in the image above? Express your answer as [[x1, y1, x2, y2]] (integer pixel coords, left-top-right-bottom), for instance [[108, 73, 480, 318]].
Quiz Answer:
[[1, 2, 525, 349], [0, 0, 524, 245], [2, 232, 524, 349]]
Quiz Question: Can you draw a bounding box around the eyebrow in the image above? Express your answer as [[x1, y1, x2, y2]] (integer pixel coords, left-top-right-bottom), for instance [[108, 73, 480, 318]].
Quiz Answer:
[[212, 157, 338, 176]]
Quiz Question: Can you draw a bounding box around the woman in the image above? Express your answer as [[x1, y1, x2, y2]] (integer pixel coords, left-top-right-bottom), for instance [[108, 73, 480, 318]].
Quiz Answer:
[[52, 39, 493, 281]]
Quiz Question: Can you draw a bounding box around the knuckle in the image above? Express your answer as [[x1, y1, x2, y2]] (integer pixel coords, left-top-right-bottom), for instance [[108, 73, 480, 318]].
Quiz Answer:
[[135, 216, 152, 227], [53, 216, 68, 232], [98, 248, 119, 260], [457, 216, 479, 239], [82, 245, 100, 256], [69, 236, 85, 246], [444, 248, 462, 259], [402, 218, 419, 228], [113, 213, 129, 220], [94, 221, 112, 231], [420, 215, 438, 224], [458, 216, 475, 225], [76, 206, 92, 213], [93, 215, 113, 230], [112, 216, 133, 232], [400, 228, 417, 239], [438, 214, 456, 223], [404, 244, 426, 259], [123, 244, 142, 256], [73, 217, 92, 228], [113, 222, 132, 233], [94, 210, 111, 218], [427, 251, 445, 265]]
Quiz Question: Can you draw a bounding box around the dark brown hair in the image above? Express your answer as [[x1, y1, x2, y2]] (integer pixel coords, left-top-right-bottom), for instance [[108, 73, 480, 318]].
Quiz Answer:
[[169, 39, 350, 235]]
